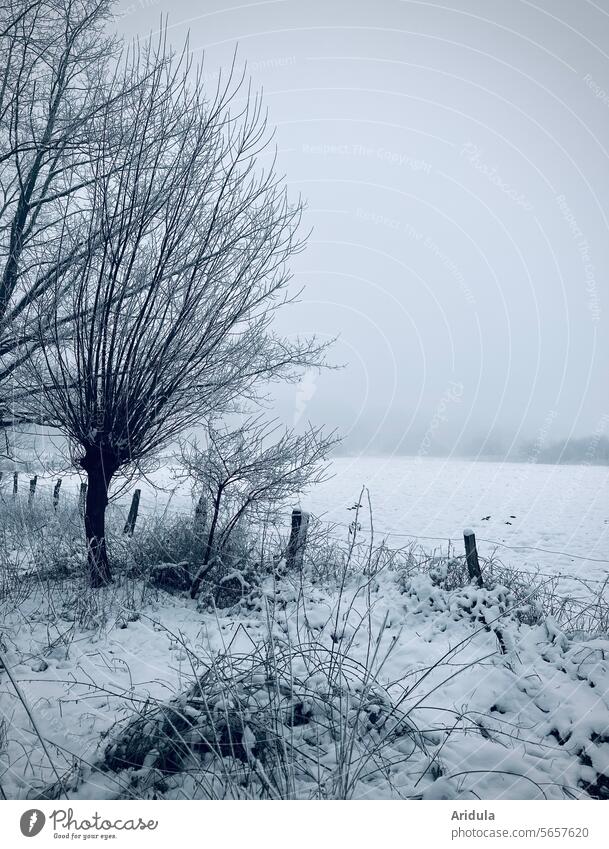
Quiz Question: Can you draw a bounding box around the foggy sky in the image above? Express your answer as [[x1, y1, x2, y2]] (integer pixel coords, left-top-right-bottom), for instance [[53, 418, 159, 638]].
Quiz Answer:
[[114, 0, 609, 457]]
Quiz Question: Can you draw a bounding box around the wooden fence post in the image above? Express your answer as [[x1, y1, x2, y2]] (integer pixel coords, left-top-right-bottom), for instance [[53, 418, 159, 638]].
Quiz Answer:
[[12, 471, 18, 498], [464, 529, 483, 587], [28, 475, 37, 506], [193, 493, 207, 556], [194, 493, 207, 526], [123, 489, 141, 536], [286, 508, 309, 571], [53, 479, 62, 509], [79, 481, 87, 517]]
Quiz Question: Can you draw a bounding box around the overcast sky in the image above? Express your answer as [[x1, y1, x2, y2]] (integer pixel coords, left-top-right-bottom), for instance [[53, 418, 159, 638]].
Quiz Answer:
[[114, 0, 609, 457]]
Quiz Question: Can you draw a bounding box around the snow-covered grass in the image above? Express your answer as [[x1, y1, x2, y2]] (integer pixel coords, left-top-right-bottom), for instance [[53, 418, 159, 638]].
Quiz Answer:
[[10, 454, 609, 586], [0, 495, 608, 801], [308, 456, 609, 584]]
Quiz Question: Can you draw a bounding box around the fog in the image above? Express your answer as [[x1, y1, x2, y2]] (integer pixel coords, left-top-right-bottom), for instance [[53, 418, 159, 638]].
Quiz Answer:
[[115, 0, 609, 458]]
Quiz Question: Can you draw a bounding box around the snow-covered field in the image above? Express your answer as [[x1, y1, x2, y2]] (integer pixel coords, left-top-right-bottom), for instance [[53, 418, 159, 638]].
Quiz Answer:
[[307, 456, 609, 583], [2, 455, 608, 801], [14, 455, 609, 581]]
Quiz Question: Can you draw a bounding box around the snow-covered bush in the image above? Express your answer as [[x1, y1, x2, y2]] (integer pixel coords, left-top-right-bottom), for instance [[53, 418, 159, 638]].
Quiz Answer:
[[1, 500, 608, 801]]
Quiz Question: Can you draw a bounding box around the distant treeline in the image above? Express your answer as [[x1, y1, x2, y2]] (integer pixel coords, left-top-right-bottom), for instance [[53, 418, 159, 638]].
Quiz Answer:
[[518, 435, 609, 466], [334, 432, 609, 466], [5, 433, 609, 470]]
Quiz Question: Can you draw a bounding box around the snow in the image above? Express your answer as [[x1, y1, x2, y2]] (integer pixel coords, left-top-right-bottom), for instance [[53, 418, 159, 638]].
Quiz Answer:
[[2, 455, 607, 799], [12, 455, 609, 585], [307, 456, 609, 580], [1, 561, 608, 800]]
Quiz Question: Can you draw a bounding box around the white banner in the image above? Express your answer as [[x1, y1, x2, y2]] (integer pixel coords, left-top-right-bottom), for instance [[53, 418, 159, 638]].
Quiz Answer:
[[0, 800, 606, 848]]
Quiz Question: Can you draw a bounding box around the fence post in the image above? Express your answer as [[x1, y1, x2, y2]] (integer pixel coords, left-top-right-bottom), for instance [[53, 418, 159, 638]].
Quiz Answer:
[[13, 471, 18, 498], [194, 493, 207, 526], [193, 493, 207, 557], [28, 475, 37, 506], [286, 508, 309, 571], [123, 489, 141, 536], [79, 481, 87, 517], [464, 529, 483, 587], [53, 479, 62, 509]]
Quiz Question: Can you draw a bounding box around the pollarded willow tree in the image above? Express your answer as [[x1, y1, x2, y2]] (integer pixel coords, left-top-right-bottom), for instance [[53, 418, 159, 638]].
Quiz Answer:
[[0, 0, 135, 434], [27, 35, 327, 587]]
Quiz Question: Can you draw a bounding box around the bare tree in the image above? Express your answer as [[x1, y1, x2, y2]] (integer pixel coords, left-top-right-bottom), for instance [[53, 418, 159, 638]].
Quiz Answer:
[[181, 417, 338, 597], [27, 40, 327, 586], [0, 0, 128, 429]]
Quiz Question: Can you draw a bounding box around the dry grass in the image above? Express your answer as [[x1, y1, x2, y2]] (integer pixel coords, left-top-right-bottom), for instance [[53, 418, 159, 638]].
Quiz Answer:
[[0, 493, 607, 800]]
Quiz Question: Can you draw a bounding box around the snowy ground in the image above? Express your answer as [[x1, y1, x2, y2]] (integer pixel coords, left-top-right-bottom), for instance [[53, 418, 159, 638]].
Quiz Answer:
[[2, 456, 607, 800], [308, 457, 609, 583], [11, 455, 609, 582], [1, 561, 608, 800]]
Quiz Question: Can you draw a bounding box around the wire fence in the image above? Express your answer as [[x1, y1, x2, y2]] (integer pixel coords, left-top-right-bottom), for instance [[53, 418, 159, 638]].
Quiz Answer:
[[322, 518, 609, 569], [298, 515, 609, 594], [2, 471, 607, 589]]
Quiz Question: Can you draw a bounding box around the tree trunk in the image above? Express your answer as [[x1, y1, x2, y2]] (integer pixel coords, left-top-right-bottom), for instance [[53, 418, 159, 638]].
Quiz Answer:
[[84, 461, 113, 588], [190, 488, 222, 598]]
